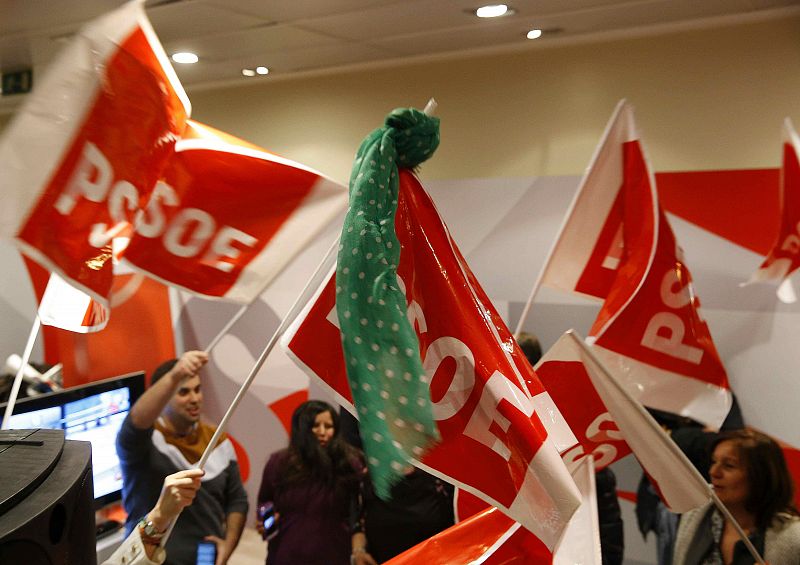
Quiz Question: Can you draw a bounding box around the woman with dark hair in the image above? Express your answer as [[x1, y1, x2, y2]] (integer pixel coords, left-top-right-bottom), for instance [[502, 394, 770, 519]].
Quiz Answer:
[[673, 429, 800, 564], [257, 400, 377, 565]]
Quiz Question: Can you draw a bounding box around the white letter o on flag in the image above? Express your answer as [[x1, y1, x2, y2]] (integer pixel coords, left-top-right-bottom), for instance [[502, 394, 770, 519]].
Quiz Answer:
[[424, 336, 476, 421]]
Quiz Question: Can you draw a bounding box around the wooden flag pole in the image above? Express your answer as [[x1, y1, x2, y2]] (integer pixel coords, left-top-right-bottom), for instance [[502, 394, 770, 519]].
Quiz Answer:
[[1, 316, 42, 429], [159, 235, 340, 546]]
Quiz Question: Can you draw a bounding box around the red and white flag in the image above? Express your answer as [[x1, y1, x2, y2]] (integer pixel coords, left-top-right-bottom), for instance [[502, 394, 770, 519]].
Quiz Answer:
[[282, 170, 580, 548], [748, 118, 800, 303], [540, 100, 731, 428], [535, 355, 631, 472], [547, 331, 711, 513], [121, 120, 347, 302], [38, 273, 109, 333], [537, 100, 635, 300], [388, 456, 601, 565], [0, 0, 190, 306]]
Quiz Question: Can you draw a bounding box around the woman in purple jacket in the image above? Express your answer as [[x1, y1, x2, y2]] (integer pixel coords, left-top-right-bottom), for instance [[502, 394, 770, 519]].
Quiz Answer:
[[257, 400, 376, 565]]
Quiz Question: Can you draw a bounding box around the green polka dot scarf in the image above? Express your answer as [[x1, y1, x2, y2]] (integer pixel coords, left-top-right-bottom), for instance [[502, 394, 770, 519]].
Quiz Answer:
[[336, 107, 441, 498]]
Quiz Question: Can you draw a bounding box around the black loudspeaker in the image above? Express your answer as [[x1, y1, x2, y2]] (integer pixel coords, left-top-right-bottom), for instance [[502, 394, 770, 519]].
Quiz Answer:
[[0, 429, 96, 565]]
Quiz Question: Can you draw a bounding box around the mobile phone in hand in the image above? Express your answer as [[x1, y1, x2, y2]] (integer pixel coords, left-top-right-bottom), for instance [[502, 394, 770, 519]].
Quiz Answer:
[[258, 502, 279, 541], [196, 540, 217, 565]]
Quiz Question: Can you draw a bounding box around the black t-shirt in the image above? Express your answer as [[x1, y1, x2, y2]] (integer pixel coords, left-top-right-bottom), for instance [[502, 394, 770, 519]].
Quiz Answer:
[[362, 469, 454, 563]]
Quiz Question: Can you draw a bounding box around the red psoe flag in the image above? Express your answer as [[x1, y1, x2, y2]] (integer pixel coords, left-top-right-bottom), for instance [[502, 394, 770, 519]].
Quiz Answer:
[[748, 118, 800, 302], [589, 133, 731, 428], [540, 100, 731, 428], [121, 120, 347, 302], [535, 355, 632, 472], [283, 170, 580, 549], [548, 331, 711, 513], [0, 0, 190, 306]]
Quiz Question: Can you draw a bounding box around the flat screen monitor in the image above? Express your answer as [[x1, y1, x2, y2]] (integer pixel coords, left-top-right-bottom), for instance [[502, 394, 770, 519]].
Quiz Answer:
[[0, 372, 145, 508]]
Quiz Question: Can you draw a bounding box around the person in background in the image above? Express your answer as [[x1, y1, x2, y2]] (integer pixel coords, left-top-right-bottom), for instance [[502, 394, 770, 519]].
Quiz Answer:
[[116, 351, 248, 565], [257, 400, 376, 565], [517, 332, 543, 370], [103, 469, 204, 565], [339, 408, 455, 563], [638, 397, 746, 565], [673, 429, 800, 564]]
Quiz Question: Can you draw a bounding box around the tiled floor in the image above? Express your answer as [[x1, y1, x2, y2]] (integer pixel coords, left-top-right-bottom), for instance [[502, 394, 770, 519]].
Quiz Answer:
[[228, 527, 267, 564]]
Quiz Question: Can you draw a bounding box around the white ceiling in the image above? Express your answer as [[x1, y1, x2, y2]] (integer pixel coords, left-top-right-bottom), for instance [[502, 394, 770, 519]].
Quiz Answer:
[[1, 0, 798, 105]]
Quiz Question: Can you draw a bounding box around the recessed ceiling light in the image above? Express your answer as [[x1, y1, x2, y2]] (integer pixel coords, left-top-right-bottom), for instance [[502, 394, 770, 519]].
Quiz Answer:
[[256, 66, 269, 75], [242, 68, 256, 77], [526, 29, 543, 40], [171, 52, 198, 64], [475, 4, 512, 18]]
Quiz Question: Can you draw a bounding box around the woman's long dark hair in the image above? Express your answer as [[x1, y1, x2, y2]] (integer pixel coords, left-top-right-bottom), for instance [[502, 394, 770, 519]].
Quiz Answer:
[[713, 429, 799, 531], [280, 400, 360, 492]]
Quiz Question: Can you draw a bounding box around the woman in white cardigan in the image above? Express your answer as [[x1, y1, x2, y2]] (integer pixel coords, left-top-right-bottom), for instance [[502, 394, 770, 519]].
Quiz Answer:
[[673, 429, 800, 565], [103, 468, 204, 565]]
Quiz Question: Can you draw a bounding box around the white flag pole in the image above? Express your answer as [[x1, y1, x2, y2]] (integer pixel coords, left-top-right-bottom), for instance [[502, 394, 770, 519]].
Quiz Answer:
[[423, 98, 438, 116], [160, 235, 340, 546], [566, 330, 765, 565], [2, 316, 42, 429]]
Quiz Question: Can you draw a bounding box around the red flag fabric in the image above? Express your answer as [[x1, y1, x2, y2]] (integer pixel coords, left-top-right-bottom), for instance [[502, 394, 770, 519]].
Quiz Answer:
[[389, 457, 602, 565], [283, 170, 580, 548], [540, 100, 731, 428], [385, 506, 541, 565], [535, 358, 631, 472], [548, 332, 711, 513], [588, 137, 731, 427], [0, 1, 189, 306], [121, 120, 347, 302], [749, 118, 800, 300]]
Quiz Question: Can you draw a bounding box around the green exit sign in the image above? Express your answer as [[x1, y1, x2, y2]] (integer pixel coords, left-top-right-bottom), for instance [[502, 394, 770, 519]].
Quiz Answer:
[[2, 69, 33, 96]]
